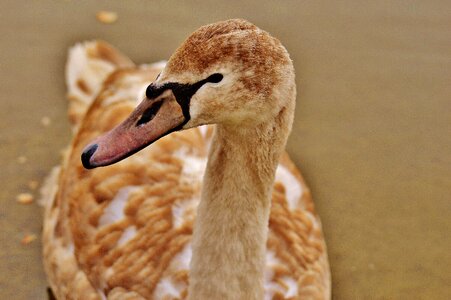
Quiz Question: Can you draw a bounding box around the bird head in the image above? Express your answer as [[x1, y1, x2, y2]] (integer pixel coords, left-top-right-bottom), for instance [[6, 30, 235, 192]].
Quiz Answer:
[[82, 19, 295, 169]]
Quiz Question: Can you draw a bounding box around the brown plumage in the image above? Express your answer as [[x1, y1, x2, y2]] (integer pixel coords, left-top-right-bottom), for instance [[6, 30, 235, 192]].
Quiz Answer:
[[42, 20, 330, 299]]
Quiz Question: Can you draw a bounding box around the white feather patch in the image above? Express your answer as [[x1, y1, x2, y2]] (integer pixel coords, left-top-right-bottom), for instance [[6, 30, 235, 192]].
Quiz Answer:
[[117, 226, 137, 246], [98, 186, 137, 226], [275, 165, 303, 210], [198, 125, 208, 139], [153, 244, 192, 299], [174, 148, 207, 182], [264, 250, 299, 299]]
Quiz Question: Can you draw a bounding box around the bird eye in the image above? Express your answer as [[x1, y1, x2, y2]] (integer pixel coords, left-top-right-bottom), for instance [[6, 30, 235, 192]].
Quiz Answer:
[[206, 73, 223, 83]]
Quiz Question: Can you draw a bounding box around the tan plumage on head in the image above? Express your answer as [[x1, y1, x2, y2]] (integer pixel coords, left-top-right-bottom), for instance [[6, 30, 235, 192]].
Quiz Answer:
[[42, 19, 330, 300]]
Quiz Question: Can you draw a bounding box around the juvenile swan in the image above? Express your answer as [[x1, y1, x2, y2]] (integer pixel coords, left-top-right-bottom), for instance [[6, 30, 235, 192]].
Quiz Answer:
[[43, 19, 330, 299]]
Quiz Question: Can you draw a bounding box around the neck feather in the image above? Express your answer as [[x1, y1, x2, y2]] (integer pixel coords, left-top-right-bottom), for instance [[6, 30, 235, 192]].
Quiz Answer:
[[188, 104, 293, 300]]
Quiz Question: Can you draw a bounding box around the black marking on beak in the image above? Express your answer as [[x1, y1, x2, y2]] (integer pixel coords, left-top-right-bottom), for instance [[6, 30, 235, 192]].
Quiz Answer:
[[136, 100, 163, 126], [147, 73, 223, 123], [81, 144, 98, 169]]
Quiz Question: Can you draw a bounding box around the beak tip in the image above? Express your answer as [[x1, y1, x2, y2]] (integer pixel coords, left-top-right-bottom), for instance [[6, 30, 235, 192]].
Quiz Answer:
[[81, 144, 98, 169]]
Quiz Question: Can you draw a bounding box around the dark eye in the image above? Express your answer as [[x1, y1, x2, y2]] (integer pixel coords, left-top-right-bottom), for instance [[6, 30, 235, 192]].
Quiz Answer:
[[206, 73, 223, 83]]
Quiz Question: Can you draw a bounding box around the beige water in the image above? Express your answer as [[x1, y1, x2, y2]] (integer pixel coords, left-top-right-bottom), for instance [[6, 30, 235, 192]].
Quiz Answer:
[[1, 1, 449, 299]]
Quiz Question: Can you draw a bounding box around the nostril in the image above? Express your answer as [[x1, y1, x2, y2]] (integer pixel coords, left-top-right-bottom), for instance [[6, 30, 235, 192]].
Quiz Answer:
[[136, 101, 163, 126], [81, 144, 98, 169]]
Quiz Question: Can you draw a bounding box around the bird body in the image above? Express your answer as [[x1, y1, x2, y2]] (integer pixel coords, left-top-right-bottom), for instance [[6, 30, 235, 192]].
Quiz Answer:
[[43, 20, 330, 299]]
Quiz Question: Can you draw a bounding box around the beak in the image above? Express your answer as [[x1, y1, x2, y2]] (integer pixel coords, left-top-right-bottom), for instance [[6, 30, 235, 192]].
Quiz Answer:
[[81, 89, 185, 169]]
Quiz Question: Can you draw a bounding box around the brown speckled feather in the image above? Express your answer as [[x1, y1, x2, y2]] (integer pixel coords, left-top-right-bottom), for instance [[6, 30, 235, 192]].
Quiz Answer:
[[42, 40, 330, 300]]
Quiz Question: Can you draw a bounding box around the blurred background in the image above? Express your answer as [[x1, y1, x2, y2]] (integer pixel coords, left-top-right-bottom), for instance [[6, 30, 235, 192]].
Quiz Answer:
[[1, 1, 450, 299]]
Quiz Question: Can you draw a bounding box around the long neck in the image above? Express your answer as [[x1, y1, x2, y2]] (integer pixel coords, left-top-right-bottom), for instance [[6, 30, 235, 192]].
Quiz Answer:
[[188, 106, 293, 299]]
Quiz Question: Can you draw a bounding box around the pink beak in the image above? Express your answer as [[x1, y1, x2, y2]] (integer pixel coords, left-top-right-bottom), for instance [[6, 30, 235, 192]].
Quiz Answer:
[[81, 89, 185, 169]]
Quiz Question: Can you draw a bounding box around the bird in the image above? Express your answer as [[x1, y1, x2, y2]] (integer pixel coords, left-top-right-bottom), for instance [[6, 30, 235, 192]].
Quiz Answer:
[[42, 19, 330, 300]]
